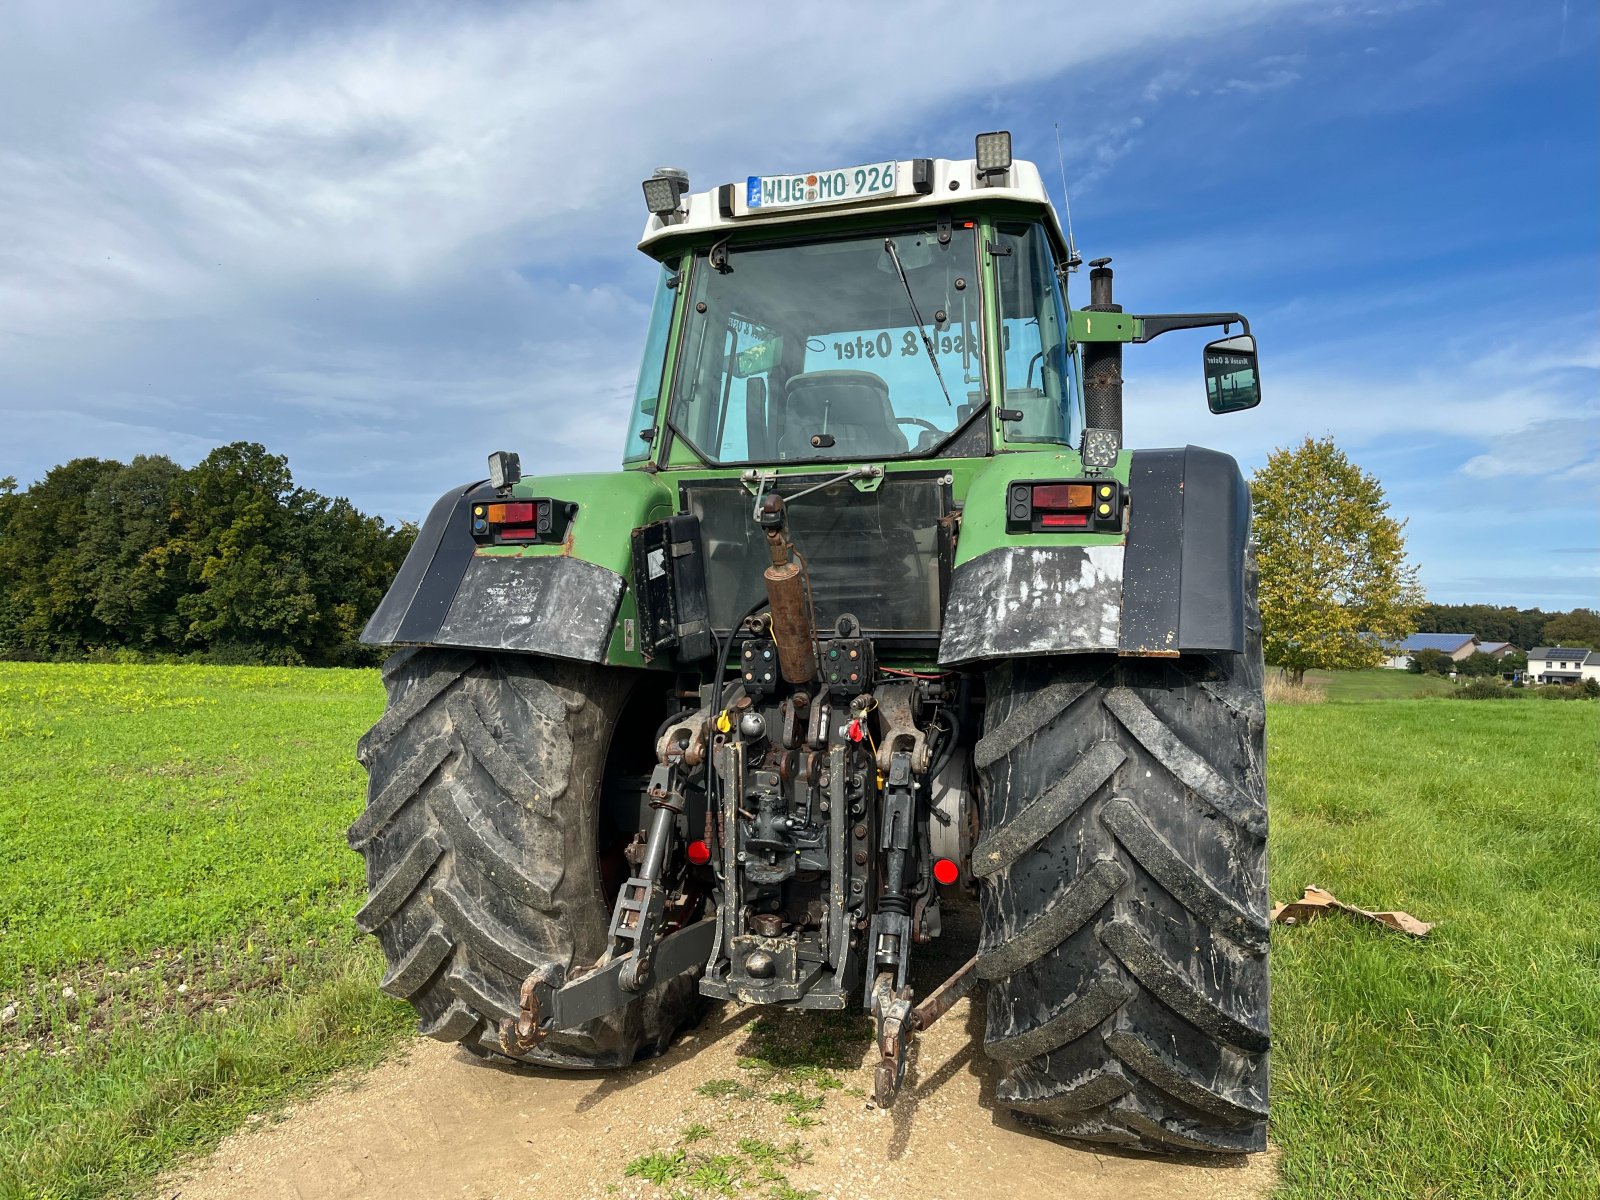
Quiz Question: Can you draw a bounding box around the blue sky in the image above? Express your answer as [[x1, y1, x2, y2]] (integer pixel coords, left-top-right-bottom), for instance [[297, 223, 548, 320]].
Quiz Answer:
[[1, 0, 1595, 607]]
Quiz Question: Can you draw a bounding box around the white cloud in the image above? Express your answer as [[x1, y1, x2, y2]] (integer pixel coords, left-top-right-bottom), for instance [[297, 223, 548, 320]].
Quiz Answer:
[[0, 0, 1309, 342]]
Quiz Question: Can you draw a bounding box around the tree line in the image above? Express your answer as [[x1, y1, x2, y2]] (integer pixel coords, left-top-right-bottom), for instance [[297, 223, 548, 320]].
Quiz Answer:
[[1412, 603, 1600, 651], [0, 443, 415, 666]]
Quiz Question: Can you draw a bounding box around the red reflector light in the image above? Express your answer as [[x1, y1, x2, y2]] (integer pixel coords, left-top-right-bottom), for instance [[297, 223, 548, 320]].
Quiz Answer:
[[1033, 484, 1093, 509], [686, 840, 712, 866], [933, 858, 960, 886], [487, 502, 534, 524], [498, 525, 540, 540], [1040, 512, 1089, 528]]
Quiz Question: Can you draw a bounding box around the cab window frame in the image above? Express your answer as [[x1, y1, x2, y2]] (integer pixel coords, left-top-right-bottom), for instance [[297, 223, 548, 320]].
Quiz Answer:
[[658, 216, 992, 468], [990, 219, 1082, 449]]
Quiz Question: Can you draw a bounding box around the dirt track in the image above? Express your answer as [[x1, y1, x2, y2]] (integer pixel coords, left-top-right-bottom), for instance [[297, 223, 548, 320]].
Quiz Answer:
[[162, 902, 1277, 1200]]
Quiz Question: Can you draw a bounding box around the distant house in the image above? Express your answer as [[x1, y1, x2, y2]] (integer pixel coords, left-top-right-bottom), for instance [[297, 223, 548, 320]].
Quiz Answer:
[[1378, 632, 1479, 670], [1477, 641, 1517, 659], [1528, 647, 1600, 685]]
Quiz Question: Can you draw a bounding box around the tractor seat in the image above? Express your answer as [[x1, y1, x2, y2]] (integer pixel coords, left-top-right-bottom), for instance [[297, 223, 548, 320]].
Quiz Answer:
[[778, 370, 909, 459]]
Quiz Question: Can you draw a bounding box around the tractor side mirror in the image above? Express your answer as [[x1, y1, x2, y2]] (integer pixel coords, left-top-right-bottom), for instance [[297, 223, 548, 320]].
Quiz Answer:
[[1203, 334, 1261, 413]]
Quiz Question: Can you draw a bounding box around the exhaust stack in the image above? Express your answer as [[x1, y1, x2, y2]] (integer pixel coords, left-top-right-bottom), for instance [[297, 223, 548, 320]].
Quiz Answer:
[[1082, 258, 1124, 442], [758, 495, 818, 685]]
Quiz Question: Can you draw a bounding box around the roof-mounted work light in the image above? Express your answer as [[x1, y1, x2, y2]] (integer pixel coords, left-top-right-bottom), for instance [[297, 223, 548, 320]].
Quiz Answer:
[[974, 130, 1012, 181], [642, 167, 690, 219]]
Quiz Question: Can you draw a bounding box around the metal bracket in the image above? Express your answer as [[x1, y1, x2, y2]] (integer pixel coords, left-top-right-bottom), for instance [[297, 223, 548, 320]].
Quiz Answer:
[[871, 971, 914, 1107], [872, 682, 932, 775], [501, 918, 718, 1053], [868, 954, 979, 1107], [739, 465, 885, 515]]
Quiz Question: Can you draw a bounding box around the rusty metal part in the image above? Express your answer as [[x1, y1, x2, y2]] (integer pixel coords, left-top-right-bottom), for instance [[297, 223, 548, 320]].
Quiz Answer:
[[749, 912, 785, 937], [870, 971, 915, 1107], [912, 955, 978, 1031], [498, 961, 564, 1054], [623, 831, 647, 870], [872, 682, 932, 774], [806, 696, 830, 749], [867, 956, 980, 1107], [656, 710, 711, 767], [760, 495, 819, 684]]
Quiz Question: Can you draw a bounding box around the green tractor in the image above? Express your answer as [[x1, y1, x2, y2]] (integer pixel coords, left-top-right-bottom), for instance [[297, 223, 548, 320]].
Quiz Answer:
[[351, 131, 1269, 1155]]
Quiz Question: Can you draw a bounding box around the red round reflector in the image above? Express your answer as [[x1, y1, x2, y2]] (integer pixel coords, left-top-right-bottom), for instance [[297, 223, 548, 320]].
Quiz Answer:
[[686, 840, 712, 866], [933, 858, 960, 886]]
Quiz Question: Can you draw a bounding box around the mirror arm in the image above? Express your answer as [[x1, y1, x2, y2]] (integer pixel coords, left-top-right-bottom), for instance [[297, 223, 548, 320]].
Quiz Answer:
[[1134, 312, 1250, 343]]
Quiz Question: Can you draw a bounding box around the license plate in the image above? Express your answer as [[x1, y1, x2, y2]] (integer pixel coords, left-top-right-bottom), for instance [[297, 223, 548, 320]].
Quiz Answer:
[[746, 161, 897, 211]]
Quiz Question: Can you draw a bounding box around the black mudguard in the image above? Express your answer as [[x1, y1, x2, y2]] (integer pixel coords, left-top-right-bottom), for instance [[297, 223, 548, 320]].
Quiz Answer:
[[937, 445, 1249, 665], [361, 481, 625, 663]]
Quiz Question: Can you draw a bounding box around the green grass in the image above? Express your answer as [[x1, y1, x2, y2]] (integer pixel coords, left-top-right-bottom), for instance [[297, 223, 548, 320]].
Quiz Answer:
[[3, 663, 1596, 1198], [1303, 667, 1459, 700], [1267, 698, 1600, 1197], [0, 663, 411, 1200]]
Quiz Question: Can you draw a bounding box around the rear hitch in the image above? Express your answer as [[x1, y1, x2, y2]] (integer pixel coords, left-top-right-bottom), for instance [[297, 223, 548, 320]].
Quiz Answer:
[[500, 918, 718, 1053], [498, 961, 564, 1054], [869, 954, 979, 1107]]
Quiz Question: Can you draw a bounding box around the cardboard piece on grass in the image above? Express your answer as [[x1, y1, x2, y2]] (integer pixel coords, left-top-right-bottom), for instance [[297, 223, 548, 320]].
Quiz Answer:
[[1270, 886, 1434, 938]]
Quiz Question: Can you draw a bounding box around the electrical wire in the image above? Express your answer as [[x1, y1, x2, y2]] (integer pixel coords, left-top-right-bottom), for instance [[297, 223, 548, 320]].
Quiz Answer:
[[705, 595, 773, 832]]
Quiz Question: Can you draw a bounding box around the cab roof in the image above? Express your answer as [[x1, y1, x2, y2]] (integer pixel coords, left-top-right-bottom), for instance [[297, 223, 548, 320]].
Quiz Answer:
[[637, 156, 1069, 258]]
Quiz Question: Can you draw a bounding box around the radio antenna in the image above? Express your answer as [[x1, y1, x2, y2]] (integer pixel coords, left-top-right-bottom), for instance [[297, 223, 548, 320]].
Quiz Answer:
[[1054, 122, 1082, 272]]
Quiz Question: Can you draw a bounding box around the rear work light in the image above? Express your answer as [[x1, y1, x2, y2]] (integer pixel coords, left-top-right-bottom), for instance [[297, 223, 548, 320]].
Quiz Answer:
[[1007, 479, 1124, 534], [470, 497, 578, 545]]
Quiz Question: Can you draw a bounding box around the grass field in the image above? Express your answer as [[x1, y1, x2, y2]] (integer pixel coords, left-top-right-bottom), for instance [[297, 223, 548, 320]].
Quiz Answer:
[[2, 664, 1596, 1198], [0, 665, 412, 1200], [1302, 666, 1459, 700]]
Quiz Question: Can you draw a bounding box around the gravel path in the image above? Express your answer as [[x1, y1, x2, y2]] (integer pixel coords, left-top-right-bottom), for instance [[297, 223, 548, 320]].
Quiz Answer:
[[161, 900, 1277, 1200]]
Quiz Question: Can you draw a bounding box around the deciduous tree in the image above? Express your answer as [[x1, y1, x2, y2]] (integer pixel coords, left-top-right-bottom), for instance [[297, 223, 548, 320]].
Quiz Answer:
[[1252, 436, 1422, 685], [1541, 608, 1600, 650]]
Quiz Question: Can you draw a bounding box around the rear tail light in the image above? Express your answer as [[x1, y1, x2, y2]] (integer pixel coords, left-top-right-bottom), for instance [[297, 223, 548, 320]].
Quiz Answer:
[[470, 498, 577, 545], [1007, 479, 1123, 534], [1033, 483, 1092, 509]]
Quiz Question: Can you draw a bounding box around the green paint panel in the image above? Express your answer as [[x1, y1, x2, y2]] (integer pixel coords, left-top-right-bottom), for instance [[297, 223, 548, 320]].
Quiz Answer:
[[951, 450, 1131, 567], [477, 471, 675, 574], [1069, 309, 1141, 342]]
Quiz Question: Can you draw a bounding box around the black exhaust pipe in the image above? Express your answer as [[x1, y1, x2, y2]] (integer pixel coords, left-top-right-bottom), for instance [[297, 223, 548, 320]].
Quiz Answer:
[[1082, 258, 1123, 441]]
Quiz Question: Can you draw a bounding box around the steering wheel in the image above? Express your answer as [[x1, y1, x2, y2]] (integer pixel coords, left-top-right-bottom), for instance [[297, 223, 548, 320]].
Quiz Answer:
[[896, 416, 940, 434]]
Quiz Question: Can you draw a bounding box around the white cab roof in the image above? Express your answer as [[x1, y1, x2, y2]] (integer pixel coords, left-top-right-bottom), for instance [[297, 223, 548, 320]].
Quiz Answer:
[[638, 157, 1068, 256]]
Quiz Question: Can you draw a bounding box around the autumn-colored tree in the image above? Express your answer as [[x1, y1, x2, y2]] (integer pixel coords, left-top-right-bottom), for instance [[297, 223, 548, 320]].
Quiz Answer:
[[1251, 436, 1422, 684]]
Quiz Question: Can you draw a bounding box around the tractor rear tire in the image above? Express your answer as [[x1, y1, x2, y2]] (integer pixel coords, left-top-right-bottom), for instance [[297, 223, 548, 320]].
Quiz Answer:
[[974, 598, 1268, 1153], [349, 647, 701, 1068]]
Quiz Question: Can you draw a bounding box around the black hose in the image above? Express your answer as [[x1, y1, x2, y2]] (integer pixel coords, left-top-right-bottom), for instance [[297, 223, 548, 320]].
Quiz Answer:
[[926, 709, 961, 782], [706, 596, 773, 827], [654, 707, 695, 747]]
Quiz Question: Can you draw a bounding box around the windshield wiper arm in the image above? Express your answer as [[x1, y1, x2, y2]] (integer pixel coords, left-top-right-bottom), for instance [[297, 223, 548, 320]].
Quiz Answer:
[[884, 238, 953, 407]]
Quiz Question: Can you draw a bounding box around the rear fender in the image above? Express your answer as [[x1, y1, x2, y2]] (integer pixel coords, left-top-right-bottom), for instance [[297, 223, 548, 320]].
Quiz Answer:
[[938, 446, 1249, 665], [361, 472, 674, 664]]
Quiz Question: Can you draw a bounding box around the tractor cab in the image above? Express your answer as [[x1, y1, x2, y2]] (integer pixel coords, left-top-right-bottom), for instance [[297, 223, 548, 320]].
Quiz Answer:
[[625, 140, 1085, 473]]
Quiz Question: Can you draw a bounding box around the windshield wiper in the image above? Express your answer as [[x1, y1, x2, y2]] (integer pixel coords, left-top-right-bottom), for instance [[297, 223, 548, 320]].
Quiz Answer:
[[883, 238, 953, 407]]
